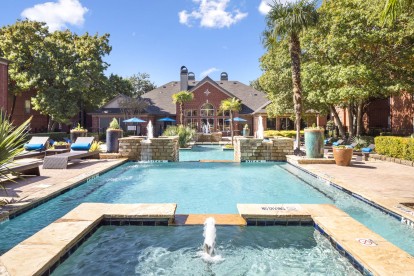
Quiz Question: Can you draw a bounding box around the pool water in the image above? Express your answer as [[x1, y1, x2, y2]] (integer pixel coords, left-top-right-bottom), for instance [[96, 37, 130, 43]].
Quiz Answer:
[[2, 162, 414, 258], [179, 145, 233, 161], [51, 226, 360, 275]]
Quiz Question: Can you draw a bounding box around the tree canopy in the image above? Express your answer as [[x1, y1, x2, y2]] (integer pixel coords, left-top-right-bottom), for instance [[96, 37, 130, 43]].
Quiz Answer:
[[0, 19, 119, 128]]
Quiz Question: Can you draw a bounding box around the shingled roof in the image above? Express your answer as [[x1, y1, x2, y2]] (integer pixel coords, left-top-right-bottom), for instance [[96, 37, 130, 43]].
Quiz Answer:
[[141, 78, 268, 115]]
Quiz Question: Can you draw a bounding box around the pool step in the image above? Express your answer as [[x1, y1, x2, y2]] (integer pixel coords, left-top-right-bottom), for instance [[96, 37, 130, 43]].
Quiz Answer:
[[172, 214, 246, 226]]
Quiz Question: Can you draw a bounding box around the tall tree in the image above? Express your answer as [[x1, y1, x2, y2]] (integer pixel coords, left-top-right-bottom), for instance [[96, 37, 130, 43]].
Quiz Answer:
[[0, 20, 48, 119], [172, 91, 193, 125], [220, 97, 242, 145], [264, 0, 319, 152], [302, 0, 414, 138], [128, 73, 157, 97]]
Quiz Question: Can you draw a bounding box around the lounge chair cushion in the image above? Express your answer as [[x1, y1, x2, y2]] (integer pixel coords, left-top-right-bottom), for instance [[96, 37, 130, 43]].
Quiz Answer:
[[332, 141, 341, 146], [362, 147, 373, 153], [24, 143, 44, 151], [71, 143, 91, 151]]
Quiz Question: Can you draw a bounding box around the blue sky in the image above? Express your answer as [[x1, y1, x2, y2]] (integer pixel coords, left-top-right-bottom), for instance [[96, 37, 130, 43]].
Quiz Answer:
[[1, 0, 278, 86]]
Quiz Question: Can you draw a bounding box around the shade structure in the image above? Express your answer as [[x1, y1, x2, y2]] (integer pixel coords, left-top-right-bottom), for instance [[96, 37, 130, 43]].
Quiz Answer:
[[123, 117, 146, 123], [157, 117, 176, 122], [225, 117, 247, 122]]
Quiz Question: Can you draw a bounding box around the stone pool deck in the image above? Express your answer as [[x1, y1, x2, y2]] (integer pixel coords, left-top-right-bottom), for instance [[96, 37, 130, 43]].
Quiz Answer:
[[0, 158, 127, 220], [287, 155, 414, 224]]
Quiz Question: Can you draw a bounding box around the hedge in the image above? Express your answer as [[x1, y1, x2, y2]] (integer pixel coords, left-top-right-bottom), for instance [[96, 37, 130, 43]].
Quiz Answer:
[[375, 136, 414, 161], [264, 130, 304, 138]]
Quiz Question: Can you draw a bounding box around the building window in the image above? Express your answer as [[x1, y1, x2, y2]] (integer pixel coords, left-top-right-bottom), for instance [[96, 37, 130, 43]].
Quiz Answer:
[[24, 100, 31, 114], [185, 109, 197, 116], [200, 103, 214, 117], [186, 118, 198, 129]]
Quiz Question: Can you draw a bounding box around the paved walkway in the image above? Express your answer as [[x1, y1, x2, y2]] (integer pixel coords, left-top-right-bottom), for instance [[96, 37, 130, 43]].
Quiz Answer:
[[0, 159, 126, 218], [296, 158, 414, 220]]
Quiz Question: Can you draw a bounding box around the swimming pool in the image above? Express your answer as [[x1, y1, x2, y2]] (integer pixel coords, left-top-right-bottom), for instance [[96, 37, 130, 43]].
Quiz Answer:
[[179, 145, 233, 161], [1, 162, 414, 257], [51, 226, 360, 275]]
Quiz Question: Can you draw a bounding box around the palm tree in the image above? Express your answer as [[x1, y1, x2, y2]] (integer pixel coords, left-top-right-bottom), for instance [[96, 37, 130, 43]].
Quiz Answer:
[[0, 112, 31, 191], [220, 97, 242, 145], [264, 0, 318, 153], [172, 91, 194, 125], [381, 0, 413, 24]]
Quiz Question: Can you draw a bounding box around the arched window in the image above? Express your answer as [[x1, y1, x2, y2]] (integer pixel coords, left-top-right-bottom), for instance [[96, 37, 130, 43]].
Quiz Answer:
[[200, 103, 214, 117]]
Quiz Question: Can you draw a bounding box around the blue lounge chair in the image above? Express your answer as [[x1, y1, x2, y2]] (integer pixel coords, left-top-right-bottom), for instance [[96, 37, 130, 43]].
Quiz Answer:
[[332, 139, 344, 146]]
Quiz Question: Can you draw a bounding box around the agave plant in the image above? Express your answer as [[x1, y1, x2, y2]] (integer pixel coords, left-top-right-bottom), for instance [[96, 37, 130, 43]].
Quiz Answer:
[[0, 112, 31, 188]]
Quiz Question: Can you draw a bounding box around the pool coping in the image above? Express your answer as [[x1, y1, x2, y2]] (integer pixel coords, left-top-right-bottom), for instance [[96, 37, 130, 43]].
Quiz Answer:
[[2, 203, 414, 275], [286, 155, 414, 228], [238, 203, 414, 276], [0, 159, 128, 222]]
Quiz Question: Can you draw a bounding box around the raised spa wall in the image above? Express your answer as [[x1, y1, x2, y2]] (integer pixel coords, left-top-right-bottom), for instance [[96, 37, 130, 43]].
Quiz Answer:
[[119, 136, 179, 162], [234, 136, 294, 162]]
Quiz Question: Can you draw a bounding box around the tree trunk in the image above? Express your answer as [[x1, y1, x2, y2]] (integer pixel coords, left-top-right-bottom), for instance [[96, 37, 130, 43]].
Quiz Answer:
[[289, 33, 303, 152], [330, 105, 346, 139], [230, 111, 234, 145], [347, 103, 354, 140], [9, 95, 17, 120], [180, 103, 183, 125], [356, 102, 363, 136]]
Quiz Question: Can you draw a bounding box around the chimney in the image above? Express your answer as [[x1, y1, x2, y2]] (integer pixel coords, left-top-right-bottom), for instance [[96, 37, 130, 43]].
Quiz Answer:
[[188, 72, 195, 81], [220, 72, 228, 81], [180, 66, 188, 91]]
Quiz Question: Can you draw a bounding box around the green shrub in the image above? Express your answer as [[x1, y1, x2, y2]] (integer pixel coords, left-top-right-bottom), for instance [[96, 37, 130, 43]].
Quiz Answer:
[[375, 136, 414, 161], [108, 118, 120, 130], [264, 130, 304, 138], [163, 125, 195, 148]]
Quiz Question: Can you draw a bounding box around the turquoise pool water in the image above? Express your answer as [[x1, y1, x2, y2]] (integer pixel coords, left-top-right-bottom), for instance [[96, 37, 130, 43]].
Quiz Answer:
[[179, 145, 233, 161], [52, 226, 360, 275], [1, 162, 414, 258]]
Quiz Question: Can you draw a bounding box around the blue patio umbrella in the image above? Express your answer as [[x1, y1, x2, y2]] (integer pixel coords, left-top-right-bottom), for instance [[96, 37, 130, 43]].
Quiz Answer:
[[123, 117, 146, 123], [225, 117, 247, 122], [157, 117, 176, 122], [123, 117, 146, 135]]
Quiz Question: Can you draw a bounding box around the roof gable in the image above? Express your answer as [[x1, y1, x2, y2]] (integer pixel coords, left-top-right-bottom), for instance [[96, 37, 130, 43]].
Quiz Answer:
[[189, 76, 236, 99]]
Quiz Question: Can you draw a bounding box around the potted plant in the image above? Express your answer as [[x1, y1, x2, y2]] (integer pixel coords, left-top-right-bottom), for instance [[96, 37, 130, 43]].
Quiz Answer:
[[106, 118, 123, 153], [242, 124, 250, 137], [333, 145, 353, 166], [70, 123, 88, 143], [304, 125, 324, 158], [53, 141, 70, 150]]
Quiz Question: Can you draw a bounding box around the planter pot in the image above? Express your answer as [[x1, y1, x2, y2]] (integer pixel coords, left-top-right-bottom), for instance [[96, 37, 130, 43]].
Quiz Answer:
[[106, 129, 123, 153], [70, 130, 88, 143], [54, 144, 70, 150], [333, 148, 353, 166], [304, 129, 324, 158]]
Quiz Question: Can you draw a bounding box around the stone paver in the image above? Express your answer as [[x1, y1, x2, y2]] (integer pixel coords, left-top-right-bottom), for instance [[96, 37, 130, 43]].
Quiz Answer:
[[289, 156, 414, 221], [0, 159, 127, 220], [238, 203, 414, 276]]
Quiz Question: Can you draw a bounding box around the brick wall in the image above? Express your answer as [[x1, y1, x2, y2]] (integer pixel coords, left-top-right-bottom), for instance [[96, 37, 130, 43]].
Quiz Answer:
[[119, 137, 143, 160], [234, 137, 294, 162], [179, 82, 238, 130], [391, 92, 414, 135], [0, 62, 8, 111]]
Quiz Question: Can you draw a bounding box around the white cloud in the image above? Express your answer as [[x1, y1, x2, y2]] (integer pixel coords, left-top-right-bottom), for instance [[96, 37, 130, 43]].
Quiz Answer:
[[21, 0, 88, 31], [200, 67, 220, 78], [179, 0, 248, 28], [258, 0, 296, 15]]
